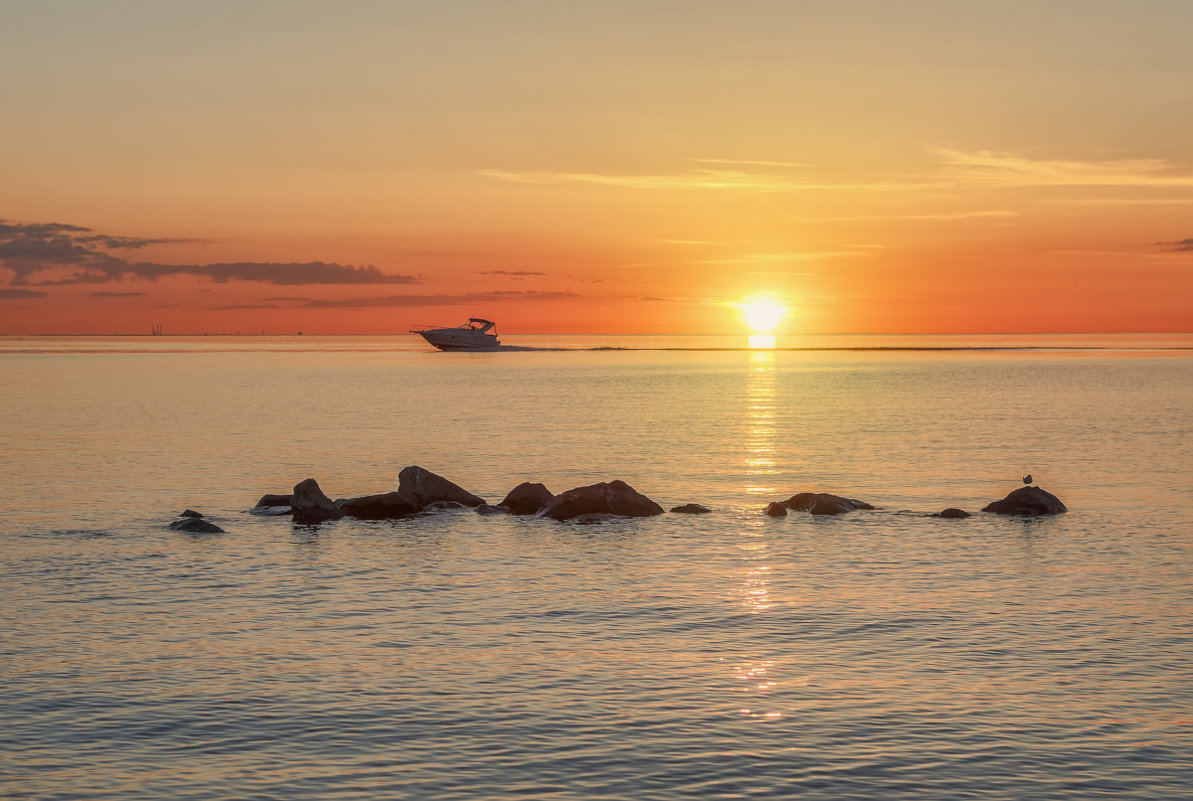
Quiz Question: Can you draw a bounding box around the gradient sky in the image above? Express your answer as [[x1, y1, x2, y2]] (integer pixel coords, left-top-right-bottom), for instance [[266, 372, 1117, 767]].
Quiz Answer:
[[2, 0, 1192, 335]]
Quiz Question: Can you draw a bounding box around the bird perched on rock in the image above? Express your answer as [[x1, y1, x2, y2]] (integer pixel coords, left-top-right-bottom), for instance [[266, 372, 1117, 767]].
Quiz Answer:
[[1022, 474, 1033, 485]]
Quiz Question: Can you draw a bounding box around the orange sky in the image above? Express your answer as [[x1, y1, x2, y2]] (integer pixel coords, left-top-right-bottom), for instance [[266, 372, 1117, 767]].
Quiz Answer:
[[2, 1, 1192, 335]]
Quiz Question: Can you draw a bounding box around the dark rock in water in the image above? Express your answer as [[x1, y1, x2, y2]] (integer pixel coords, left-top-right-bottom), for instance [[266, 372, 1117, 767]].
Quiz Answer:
[[671, 503, 711, 514], [291, 478, 344, 523], [423, 500, 467, 512], [180, 509, 204, 518], [475, 503, 510, 516], [764, 502, 788, 517], [169, 517, 224, 533], [934, 508, 972, 519], [536, 480, 664, 521], [500, 482, 554, 515], [398, 465, 485, 508], [255, 494, 292, 508], [785, 492, 874, 516], [250, 505, 292, 517], [339, 491, 421, 520], [982, 486, 1067, 517]]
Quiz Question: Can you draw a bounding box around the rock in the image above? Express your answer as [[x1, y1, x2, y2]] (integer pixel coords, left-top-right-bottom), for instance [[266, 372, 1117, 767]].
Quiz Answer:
[[670, 503, 711, 514], [250, 505, 292, 517], [169, 517, 224, 533], [180, 509, 204, 518], [398, 465, 485, 508], [764, 502, 788, 517], [291, 478, 344, 524], [423, 500, 467, 512], [982, 486, 1067, 517], [475, 503, 510, 516], [935, 508, 972, 519], [500, 482, 555, 515], [339, 491, 421, 520], [784, 492, 874, 516], [255, 494, 292, 508], [536, 480, 664, 521]]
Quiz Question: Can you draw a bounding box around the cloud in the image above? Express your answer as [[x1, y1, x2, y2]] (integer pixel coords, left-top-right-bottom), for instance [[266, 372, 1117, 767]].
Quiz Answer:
[[301, 290, 578, 309], [935, 149, 1193, 188], [479, 168, 939, 193], [799, 210, 1019, 223], [477, 270, 548, 276], [90, 291, 145, 297], [0, 219, 420, 286], [1158, 238, 1193, 252], [0, 288, 46, 299], [690, 157, 808, 168]]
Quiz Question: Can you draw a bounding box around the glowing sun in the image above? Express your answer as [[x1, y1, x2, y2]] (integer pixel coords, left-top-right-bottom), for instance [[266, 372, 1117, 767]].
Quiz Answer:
[[736, 296, 788, 332]]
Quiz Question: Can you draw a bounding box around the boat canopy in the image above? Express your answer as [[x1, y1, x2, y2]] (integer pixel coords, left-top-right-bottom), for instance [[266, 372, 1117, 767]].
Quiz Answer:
[[466, 318, 496, 333]]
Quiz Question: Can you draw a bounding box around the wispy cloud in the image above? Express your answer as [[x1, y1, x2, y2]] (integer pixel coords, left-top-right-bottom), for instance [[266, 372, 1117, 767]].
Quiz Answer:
[[0, 288, 46, 299], [477, 270, 548, 276], [479, 169, 939, 193], [690, 157, 808, 169], [1158, 238, 1193, 252], [695, 250, 870, 265], [800, 210, 1019, 223], [936, 149, 1193, 188], [89, 291, 145, 297], [227, 290, 580, 311], [0, 220, 419, 287]]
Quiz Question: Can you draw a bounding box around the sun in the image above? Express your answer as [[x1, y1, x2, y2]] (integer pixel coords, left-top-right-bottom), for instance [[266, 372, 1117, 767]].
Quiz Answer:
[[736, 295, 788, 333]]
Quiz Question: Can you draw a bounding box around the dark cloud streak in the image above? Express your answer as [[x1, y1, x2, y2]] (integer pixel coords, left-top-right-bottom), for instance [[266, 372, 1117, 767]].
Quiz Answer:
[[1, 219, 420, 286]]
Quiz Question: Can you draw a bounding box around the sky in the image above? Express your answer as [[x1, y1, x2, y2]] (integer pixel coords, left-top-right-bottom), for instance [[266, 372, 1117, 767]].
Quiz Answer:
[[2, 0, 1192, 335]]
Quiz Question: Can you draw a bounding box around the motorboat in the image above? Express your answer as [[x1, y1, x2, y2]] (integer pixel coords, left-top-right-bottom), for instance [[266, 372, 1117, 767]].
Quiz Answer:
[[411, 318, 500, 351]]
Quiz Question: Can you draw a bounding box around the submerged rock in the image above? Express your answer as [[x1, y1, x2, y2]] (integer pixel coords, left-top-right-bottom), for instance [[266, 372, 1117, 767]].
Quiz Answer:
[[254, 494, 292, 508], [982, 486, 1067, 517], [784, 492, 874, 516], [169, 517, 224, 533], [536, 480, 664, 521], [180, 509, 204, 518], [764, 502, 788, 517], [423, 500, 467, 513], [290, 478, 344, 524], [670, 503, 712, 514], [339, 491, 421, 520], [500, 482, 554, 515], [398, 465, 485, 508], [934, 508, 972, 519], [475, 503, 510, 516]]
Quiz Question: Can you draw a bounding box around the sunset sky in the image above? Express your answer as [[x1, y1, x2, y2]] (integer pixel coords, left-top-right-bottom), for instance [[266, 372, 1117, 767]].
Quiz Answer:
[[2, 1, 1191, 335]]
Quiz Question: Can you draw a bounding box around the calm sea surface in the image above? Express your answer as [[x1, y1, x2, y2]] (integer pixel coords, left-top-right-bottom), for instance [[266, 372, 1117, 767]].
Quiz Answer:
[[2, 334, 1192, 800]]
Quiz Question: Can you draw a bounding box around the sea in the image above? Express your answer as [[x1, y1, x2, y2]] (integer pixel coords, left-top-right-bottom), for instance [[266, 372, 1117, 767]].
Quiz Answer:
[[2, 333, 1191, 800]]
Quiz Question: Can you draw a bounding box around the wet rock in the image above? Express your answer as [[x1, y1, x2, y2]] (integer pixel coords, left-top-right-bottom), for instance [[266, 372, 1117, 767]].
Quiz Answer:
[[398, 465, 485, 508], [169, 517, 224, 533], [475, 503, 510, 516], [536, 480, 664, 521], [254, 494, 292, 508], [785, 492, 874, 516], [423, 500, 467, 512], [764, 502, 788, 517], [500, 482, 555, 515], [934, 508, 972, 519], [670, 503, 711, 514], [339, 491, 421, 520], [290, 478, 344, 524], [180, 509, 204, 518], [982, 486, 1067, 517]]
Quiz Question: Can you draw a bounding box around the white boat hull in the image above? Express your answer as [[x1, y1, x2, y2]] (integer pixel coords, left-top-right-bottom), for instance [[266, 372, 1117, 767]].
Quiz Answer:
[[416, 328, 500, 351]]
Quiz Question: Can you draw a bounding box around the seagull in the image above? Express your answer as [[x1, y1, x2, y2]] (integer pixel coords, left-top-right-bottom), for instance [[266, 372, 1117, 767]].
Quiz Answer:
[[1022, 474, 1033, 485]]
